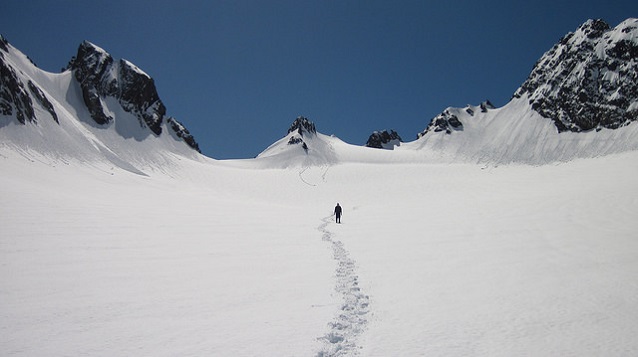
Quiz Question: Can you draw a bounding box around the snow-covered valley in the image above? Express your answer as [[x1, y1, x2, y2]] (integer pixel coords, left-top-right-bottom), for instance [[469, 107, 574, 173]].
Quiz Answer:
[[2, 147, 638, 356]]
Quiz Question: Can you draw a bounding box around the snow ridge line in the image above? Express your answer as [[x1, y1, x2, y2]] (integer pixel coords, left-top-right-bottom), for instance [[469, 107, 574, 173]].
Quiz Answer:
[[316, 216, 370, 357]]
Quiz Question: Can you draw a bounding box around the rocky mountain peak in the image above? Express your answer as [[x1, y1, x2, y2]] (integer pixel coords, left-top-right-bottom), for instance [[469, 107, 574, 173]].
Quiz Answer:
[[514, 18, 638, 132], [287, 116, 316, 136], [67, 41, 167, 135], [285, 116, 317, 153], [61, 41, 200, 152], [579, 19, 611, 39], [0, 37, 200, 153], [366, 130, 402, 149]]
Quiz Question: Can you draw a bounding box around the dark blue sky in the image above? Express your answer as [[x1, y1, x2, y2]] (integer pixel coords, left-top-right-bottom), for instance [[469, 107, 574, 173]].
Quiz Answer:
[[2, 1, 637, 158]]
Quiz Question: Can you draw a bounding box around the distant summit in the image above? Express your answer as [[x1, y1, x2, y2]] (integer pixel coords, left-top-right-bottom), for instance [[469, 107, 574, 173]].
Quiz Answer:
[[286, 116, 316, 152], [414, 18, 637, 149], [287, 116, 317, 136], [366, 130, 402, 149], [256, 116, 339, 167], [514, 18, 638, 132], [417, 18, 638, 139], [409, 18, 638, 164], [66, 41, 199, 151], [0, 36, 202, 174], [0, 37, 200, 155]]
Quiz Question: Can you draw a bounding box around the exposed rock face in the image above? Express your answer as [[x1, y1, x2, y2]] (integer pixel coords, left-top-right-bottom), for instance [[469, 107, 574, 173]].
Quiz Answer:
[[167, 117, 201, 153], [287, 116, 316, 136], [28, 80, 58, 124], [286, 116, 316, 153], [67, 41, 166, 134], [418, 109, 464, 137], [1, 37, 33, 124], [0, 58, 35, 124], [0, 36, 59, 125], [366, 130, 402, 149], [514, 18, 638, 132], [480, 100, 495, 112], [418, 100, 495, 138], [64, 41, 199, 151]]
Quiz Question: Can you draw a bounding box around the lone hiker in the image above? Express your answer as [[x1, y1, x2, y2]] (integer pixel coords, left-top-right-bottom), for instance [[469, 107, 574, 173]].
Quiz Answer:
[[334, 203, 342, 223]]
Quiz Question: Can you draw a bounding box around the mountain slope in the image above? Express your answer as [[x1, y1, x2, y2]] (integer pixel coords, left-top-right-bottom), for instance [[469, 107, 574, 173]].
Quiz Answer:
[[409, 18, 638, 165], [0, 36, 203, 175], [408, 97, 638, 165]]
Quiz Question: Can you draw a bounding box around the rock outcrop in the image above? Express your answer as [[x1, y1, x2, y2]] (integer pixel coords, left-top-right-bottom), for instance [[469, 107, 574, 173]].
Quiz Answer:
[[286, 116, 316, 153], [366, 130, 402, 149], [287, 116, 317, 136], [67, 41, 166, 134], [514, 18, 638, 132]]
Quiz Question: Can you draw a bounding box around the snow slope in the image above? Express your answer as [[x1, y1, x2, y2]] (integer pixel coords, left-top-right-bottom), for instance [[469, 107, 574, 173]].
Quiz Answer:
[[248, 96, 638, 168], [406, 97, 638, 165], [2, 143, 638, 356]]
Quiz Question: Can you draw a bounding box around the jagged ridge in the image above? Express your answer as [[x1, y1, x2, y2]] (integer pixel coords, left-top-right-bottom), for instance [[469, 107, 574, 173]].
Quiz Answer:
[[514, 18, 638, 132], [66, 41, 167, 134], [0, 36, 200, 154]]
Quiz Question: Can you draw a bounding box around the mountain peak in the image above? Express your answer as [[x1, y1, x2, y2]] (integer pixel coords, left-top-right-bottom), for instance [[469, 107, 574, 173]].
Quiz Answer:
[[578, 19, 610, 39], [66, 41, 184, 143], [366, 130, 402, 149], [514, 18, 638, 132], [1, 37, 201, 168], [287, 116, 316, 136]]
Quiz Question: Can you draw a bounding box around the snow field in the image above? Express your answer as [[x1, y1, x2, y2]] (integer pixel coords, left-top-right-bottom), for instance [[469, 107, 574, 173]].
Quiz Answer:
[[326, 156, 638, 356], [2, 150, 638, 356], [1, 155, 336, 356]]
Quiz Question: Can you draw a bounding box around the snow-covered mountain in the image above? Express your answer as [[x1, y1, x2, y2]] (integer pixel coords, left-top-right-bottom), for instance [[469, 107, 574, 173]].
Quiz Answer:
[[0, 36, 202, 175], [254, 18, 638, 166], [2, 18, 638, 170], [256, 116, 339, 167], [408, 18, 638, 164]]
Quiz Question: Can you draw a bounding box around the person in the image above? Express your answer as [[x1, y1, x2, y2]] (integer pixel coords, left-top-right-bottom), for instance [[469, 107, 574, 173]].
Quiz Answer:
[[334, 203, 342, 223]]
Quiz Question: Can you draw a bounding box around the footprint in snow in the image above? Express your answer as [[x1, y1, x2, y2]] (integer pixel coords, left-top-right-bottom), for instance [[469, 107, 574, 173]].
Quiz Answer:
[[316, 217, 370, 357]]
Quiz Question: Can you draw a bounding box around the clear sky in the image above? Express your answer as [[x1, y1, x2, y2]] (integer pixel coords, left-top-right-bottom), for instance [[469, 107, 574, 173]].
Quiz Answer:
[[2, 0, 637, 159]]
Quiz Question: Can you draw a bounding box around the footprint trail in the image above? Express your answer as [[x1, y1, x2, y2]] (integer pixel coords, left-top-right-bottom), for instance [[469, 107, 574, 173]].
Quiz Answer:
[[316, 216, 370, 357]]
